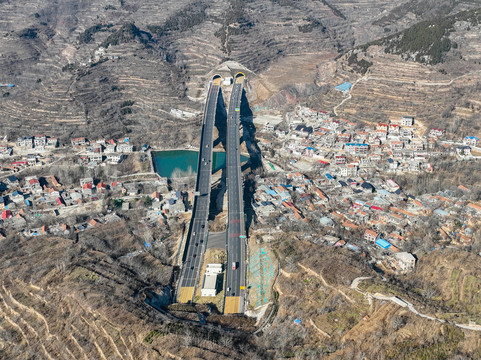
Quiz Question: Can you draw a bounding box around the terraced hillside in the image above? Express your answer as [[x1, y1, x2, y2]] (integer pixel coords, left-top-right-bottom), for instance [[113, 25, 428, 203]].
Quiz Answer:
[[307, 8, 481, 137], [1, 0, 450, 140], [264, 239, 481, 359], [407, 249, 481, 325]]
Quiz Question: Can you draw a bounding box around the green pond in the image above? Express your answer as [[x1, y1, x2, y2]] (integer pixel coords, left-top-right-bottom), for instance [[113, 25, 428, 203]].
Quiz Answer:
[[152, 150, 249, 178]]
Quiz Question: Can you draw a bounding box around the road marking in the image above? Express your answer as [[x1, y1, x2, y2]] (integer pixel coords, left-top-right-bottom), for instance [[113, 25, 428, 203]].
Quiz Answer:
[[177, 287, 194, 303], [224, 297, 241, 314]]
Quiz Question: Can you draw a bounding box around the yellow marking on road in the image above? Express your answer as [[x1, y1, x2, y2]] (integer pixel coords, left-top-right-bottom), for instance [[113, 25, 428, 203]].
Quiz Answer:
[[224, 296, 241, 314], [177, 287, 194, 303]]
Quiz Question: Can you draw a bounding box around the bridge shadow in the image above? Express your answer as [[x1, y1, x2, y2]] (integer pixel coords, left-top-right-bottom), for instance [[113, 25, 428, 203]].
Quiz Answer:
[[209, 89, 227, 221], [240, 89, 262, 237]]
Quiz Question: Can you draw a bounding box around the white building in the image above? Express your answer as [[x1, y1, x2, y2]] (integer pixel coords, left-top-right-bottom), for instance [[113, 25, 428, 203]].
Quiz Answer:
[[107, 154, 123, 164], [206, 263, 223, 275], [16, 137, 33, 149], [105, 144, 116, 153], [464, 136, 478, 146], [401, 116, 414, 126], [395, 252, 416, 271], [263, 122, 275, 132], [201, 274, 218, 297], [117, 143, 134, 153], [223, 77, 233, 86]]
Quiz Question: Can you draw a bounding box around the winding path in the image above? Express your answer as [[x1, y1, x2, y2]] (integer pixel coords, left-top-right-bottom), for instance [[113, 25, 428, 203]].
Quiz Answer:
[[350, 277, 481, 332]]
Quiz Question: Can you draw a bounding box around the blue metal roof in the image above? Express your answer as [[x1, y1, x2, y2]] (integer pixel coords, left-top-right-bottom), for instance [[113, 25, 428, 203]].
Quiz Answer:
[[346, 143, 368, 147], [376, 239, 391, 249], [335, 82, 352, 92]]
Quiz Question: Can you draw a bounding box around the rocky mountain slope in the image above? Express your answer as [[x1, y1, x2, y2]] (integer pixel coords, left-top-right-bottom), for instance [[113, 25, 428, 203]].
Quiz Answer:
[[3, 0, 468, 142]]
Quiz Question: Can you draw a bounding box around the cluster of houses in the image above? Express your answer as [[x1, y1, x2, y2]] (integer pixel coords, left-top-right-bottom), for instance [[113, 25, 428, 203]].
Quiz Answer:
[[259, 107, 445, 174], [0, 163, 194, 240], [0, 135, 145, 173], [74, 137, 136, 166], [252, 162, 481, 273]]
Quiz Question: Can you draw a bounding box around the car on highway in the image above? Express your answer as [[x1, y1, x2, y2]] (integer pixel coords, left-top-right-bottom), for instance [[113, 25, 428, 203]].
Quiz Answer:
[[232, 262, 237, 270]]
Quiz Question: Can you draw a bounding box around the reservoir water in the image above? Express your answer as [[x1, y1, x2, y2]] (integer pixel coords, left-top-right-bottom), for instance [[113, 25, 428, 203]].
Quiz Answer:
[[152, 150, 248, 178]]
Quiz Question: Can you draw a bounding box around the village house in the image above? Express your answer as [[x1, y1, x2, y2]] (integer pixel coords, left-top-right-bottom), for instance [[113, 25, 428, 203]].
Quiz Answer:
[[71, 137, 89, 147], [390, 141, 404, 151], [82, 183, 95, 196], [337, 133, 351, 143], [117, 143, 134, 153], [401, 116, 414, 126], [11, 190, 24, 204], [464, 136, 478, 146], [408, 139, 424, 151], [377, 123, 389, 132], [456, 146, 471, 157], [293, 125, 313, 138], [4, 175, 19, 188], [429, 128, 445, 137], [88, 153, 103, 163], [345, 143, 369, 155], [24, 176, 42, 194], [401, 129, 413, 138], [97, 182, 107, 193], [394, 252, 416, 271], [16, 137, 33, 149], [374, 130, 387, 141], [80, 177, 94, 187], [107, 153, 123, 164], [389, 124, 400, 134], [364, 229, 379, 242], [46, 137, 58, 148], [27, 154, 37, 166], [388, 158, 399, 170], [111, 181, 123, 192], [89, 143, 103, 153], [340, 164, 357, 177], [263, 122, 275, 132], [0, 145, 12, 157], [105, 143, 116, 153], [34, 135, 46, 148]]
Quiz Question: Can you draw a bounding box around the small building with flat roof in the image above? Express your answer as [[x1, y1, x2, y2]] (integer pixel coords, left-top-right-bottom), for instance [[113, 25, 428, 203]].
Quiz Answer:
[[206, 263, 223, 275], [201, 274, 218, 297], [376, 238, 392, 249]]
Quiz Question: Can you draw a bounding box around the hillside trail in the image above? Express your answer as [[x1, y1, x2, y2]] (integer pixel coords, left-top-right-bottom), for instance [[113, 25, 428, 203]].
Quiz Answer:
[[297, 263, 355, 304], [350, 276, 481, 332]]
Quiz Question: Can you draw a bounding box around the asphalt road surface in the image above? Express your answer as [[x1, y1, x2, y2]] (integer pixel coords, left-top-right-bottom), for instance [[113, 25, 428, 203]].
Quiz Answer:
[[224, 77, 247, 313], [176, 82, 219, 302]]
